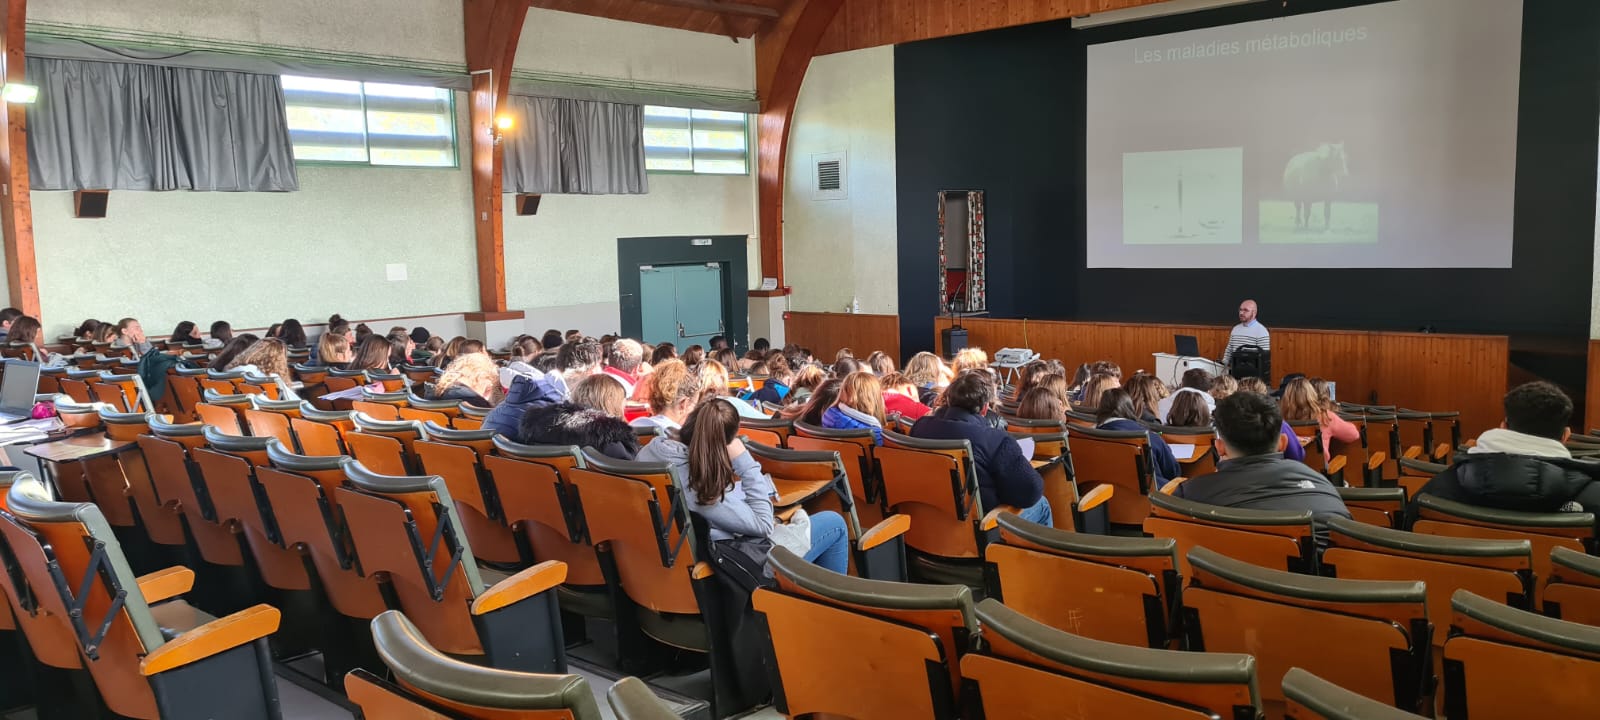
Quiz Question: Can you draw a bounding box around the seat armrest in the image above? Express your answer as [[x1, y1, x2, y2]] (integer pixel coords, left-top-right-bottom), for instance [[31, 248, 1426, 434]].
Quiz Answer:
[[981, 506, 1021, 531], [858, 514, 911, 551], [470, 561, 568, 616], [692, 561, 714, 580], [1367, 451, 1387, 470], [1403, 446, 1422, 460], [1327, 456, 1348, 475], [1159, 477, 1186, 495], [140, 604, 281, 676], [137, 567, 196, 605], [1078, 483, 1115, 511]]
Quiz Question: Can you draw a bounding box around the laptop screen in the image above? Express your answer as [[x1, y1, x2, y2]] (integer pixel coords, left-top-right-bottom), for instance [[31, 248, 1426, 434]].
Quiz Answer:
[[1174, 334, 1200, 357], [0, 361, 41, 411]]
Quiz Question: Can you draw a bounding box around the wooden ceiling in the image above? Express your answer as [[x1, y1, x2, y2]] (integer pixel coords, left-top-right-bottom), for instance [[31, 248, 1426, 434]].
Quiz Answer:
[[526, 0, 791, 39]]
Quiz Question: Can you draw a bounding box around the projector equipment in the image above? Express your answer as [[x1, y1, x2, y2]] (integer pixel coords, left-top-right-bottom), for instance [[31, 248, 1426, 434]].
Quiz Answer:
[[993, 348, 1041, 386]]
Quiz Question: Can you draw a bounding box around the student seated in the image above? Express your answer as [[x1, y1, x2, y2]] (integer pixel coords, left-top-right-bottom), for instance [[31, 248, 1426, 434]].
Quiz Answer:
[[211, 334, 259, 369], [1157, 368, 1217, 424], [1279, 377, 1359, 460], [316, 332, 352, 369], [7, 316, 64, 365], [206, 321, 232, 350], [1218, 378, 1304, 463], [483, 336, 603, 437], [170, 320, 204, 346], [224, 338, 300, 399], [603, 339, 645, 396], [696, 360, 767, 419], [1095, 389, 1181, 484], [902, 351, 949, 406], [1410, 381, 1600, 517], [1126, 373, 1168, 424], [112, 317, 153, 358], [822, 371, 887, 444], [910, 371, 1052, 527], [348, 334, 395, 373], [1078, 372, 1120, 412], [1166, 389, 1211, 427], [1015, 386, 1064, 422], [429, 353, 500, 408], [789, 378, 843, 425], [881, 372, 932, 421], [518, 375, 639, 461], [0, 307, 19, 342], [1174, 392, 1349, 523], [632, 359, 701, 431], [749, 355, 794, 406], [278, 319, 308, 349], [638, 399, 849, 573]]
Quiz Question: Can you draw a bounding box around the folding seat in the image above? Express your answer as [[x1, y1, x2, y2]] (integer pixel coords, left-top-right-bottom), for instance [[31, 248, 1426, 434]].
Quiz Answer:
[[983, 511, 1178, 647], [1338, 486, 1407, 528], [238, 372, 288, 399], [196, 388, 251, 435], [200, 368, 246, 395], [87, 371, 154, 413], [398, 363, 439, 386], [965, 598, 1262, 720], [1288, 419, 1339, 477], [1013, 429, 1114, 534], [1396, 456, 1443, 498], [1336, 410, 1398, 486], [352, 388, 407, 421], [24, 409, 141, 537], [455, 401, 489, 430], [37, 365, 65, 395], [1282, 668, 1427, 720], [55, 368, 98, 403], [241, 396, 299, 449], [320, 368, 368, 410], [1410, 493, 1594, 586], [1182, 547, 1430, 715], [1145, 491, 1317, 575], [1541, 545, 1600, 625], [99, 409, 189, 560], [1066, 424, 1155, 526], [757, 545, 974, 718], [290, 403, 355, 456], [345, 610, 604, 720], [745, 441, 911, 580], [1151, 422, 1220, 477], [334, 459, 569, 672], [1441, 589, 1600, 718], [608, 676, 684, 720], [139, 417, 249, 587], [166, 366, 208, 422], [481, 438, 612, 622], [367, 371, 408, 393], [1000, 416, 1064, 435], [1064, 408, 1098, 428], [347, 413, 428, 475], [736, 415, 791, 448], [1322, 516, 1531, 649], [413, 423, 525, 566], [564, 451, 758, 716], [258, 443, 388, 624], [873, 431, 995, 586], [789, 421, 883, 527], [399, 393, 461, 426], [2, 476, 282, 720], [191, 429, 313, 596], [291, 362, 327, 389]]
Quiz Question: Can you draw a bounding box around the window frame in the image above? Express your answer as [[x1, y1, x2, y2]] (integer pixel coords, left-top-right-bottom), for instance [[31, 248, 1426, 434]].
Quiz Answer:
[[282, 76, 461, 170], [642, 105, 752, 177]]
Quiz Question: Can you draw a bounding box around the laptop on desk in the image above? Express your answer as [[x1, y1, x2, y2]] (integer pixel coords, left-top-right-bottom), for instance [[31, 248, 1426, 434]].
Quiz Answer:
[[0, 360, 41, 423], [1174, 334, 1200, 358]]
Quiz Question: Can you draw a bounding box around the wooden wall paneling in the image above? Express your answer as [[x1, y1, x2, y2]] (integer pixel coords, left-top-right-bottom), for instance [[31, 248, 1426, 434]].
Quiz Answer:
[[814, 0, 1179, 54], [0, 0, 38, 320], [785, 312, 900, 362], [1588, 340, 1600, 433]]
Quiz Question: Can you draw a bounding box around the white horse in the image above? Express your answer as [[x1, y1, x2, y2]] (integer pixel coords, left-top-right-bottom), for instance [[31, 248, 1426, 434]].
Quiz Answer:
[[1282, 142, 1349, 231]]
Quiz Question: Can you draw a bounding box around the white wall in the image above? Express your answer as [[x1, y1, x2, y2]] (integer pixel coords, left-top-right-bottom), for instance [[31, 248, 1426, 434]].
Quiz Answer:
[[782, 46, 898, 314], [21, 2, 761, 341]]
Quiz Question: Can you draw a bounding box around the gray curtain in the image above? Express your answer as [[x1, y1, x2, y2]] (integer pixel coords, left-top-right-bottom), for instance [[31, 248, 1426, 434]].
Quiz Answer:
[[26, 56, 298, 191], [502, 95, 647, 195]]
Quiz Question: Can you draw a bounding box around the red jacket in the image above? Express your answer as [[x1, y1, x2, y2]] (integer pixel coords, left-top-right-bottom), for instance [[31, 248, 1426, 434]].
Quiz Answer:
[[884, 391, 931, 421]]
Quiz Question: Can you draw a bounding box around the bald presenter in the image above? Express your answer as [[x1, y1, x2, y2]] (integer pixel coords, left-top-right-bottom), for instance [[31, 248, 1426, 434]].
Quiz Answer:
[[1223, 299, 1270, 366]]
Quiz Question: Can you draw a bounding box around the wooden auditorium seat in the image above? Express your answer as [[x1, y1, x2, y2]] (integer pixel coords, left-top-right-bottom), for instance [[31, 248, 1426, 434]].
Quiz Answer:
[[191, 429, 315, 598], [1409, 493, 1595, 587], [290, 403, 355, 456], [984, 511, 1179, 648], [874, 430, 994, 587], [1441, 589, 1600, 718], [139, 416, 249, 585], [1065, 424, 1156, 526], [1542, 546, 1600, 625], [736, 415, 792, 448], [413, 422, 525, 566], [966, 598, 1262, 719], [788, 421, 884, 527], [346, 412, 428, 475], [1145, 491, 1317, 575], [756, 545, 974, 718], [2, 475, 282, 720], [1282, 668, 1426, 720], [607, 676, 683, 720], [346, 610, 603, 720], [1012, 429, 1114, 534], [1182, 547, 1429, 715], [1338, 486, 1408, 529], [745, 440, 910, 581], [1150, 422, 1220, 477]]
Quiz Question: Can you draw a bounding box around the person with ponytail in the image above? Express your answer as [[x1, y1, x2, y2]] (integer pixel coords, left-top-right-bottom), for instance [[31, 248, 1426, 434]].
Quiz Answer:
[[638, 399, 849, 574]]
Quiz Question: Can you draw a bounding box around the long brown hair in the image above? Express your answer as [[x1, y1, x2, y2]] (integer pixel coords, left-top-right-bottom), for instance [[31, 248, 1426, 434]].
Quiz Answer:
[[1080, 373, 1120, 410], [227, 338, 291, 379], [836, 371, 887, 424], [1017, 386, 1064, 421], [350, 334, 393, 372], [681, 398, 740, 505], [1279, 377, 1324, 425], [7, 316, 40, 345]]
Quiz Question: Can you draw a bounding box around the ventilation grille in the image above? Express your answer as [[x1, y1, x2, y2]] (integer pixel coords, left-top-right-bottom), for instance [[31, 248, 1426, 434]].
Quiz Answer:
[[812, 152, 846, 200], [816, 160, 841, 190]]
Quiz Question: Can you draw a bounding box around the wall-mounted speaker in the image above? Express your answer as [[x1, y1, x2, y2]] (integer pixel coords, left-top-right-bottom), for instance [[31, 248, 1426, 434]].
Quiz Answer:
[[515, 194, 542, 215], [74, 189, 109, 219]]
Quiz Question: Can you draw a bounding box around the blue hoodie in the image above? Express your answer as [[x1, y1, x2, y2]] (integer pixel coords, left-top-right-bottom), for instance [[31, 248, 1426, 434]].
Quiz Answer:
[[482, 371, 568, 438]]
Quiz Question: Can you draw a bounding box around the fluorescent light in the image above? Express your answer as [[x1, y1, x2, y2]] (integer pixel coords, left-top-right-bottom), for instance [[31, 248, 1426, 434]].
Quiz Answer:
[[2, 83, 38, 104]]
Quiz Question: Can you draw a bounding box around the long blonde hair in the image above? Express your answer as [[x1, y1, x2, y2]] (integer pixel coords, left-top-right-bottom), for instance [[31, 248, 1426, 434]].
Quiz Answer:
[[951, 348, 989, 375], [1279, 378, 1325, 425], [1080, 373, 1120, 410], [572, 374, 626, 418], [436, 352, 501, 403], [227, 338, 291, 380], [836, 371, 887, 424], [318, 332, 351, 365], [903, 352, 946, 387]]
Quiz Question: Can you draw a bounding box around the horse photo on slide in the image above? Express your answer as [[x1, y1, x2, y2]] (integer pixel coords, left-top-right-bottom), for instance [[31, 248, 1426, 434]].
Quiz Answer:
[[1258, 140, 1378, 245]]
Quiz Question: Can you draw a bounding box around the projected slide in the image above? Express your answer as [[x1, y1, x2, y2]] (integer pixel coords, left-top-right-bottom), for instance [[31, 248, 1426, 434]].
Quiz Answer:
[[1085, 0, 1522, 269]]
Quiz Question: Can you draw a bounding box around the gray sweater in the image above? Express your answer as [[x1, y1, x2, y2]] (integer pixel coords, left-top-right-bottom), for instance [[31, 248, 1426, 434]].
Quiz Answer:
[[637, 438, 775, 542]]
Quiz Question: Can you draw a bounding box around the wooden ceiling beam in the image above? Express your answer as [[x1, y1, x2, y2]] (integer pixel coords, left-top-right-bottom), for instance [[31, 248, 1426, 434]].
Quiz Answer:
[[752, 0, 844, 295], [463, 0, 529, 316], [0, 0, 37, 320], [636, 0, 779, 21]]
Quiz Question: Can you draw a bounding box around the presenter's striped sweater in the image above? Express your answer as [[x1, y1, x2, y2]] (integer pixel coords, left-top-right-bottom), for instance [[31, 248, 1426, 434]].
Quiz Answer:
[[1223, 321, 1271, 365]]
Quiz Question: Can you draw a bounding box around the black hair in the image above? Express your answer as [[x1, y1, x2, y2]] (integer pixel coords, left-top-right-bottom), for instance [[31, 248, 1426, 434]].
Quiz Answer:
[[557, 336, 602, 373], [1094, 388, 1141, 424], [753, 337, 770, 352], [1213, 391, 1284, 456], [945, 371, 996, 415], [1503, 381, 1572, 441], [1181, 368, 1214, 392]]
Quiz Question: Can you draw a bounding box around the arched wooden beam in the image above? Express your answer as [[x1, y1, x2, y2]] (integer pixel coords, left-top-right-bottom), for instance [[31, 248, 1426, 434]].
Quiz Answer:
[[752, 0, 844, 295], [0, 0, 37, 319], [464, 0, 529, 316]]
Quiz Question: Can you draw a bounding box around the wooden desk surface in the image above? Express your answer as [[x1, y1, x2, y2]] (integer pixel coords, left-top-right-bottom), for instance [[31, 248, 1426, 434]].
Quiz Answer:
[[25, 435, 134, 463]]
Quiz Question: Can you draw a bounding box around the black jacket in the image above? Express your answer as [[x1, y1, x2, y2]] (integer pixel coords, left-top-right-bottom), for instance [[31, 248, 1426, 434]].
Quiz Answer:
[[909, 407, 1044, 512], [1407, 453, 1600, 523], [518, 402, 639, 461], [430, 382, 493, 408], [1175, 453, 1351, 521]]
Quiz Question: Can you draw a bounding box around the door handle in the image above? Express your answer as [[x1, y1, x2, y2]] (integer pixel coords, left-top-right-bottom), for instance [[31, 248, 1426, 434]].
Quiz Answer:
[[677, 322, 686, 338]]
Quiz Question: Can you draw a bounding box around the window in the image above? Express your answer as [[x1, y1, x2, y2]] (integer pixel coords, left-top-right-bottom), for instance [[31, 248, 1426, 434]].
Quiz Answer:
[[281, 75, 457, 167], [643, 105, 749, 174]]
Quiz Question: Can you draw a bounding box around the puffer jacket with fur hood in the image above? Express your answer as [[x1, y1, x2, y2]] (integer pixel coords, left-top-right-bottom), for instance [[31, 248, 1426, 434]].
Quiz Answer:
[[517, 402, 640, 461]]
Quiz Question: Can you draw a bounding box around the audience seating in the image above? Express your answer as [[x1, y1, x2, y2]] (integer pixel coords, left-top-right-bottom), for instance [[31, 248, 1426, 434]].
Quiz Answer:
[[875, 431, 994, 587], [1145, 491, 1316, 575], [1182, 547, 1429, 714], [456, 402, 490, 430], [1337, 410, 1398, 486], [966, 598, 1262, 719], [98, 409, 189, 557], [1441, 589, 1600, 718], [789, 422, 884, 528], [736, 415, 792, 448], [1282, 667, 1427, 720], [756, 546, 973, 717], [346, 413, 428, 475], [333, 459, 569, 672], [1410, 493, 1595, 587], [242, 397, 300, 450], [1396, 409, 1460, 464], [0, 470, 93, 717], [745, 441, 910, 581], [1151, 422, 1220, 477], [290, 403, 356, 456], [1321, 515, 1532, 648], [1066, 424, 1155, 526], [192, 428, 314, 596], [607, 676, 684, 720], [1013, 429, 1113, 534], [414, 422, 525, 566], [1542, 546, 1600, 625], [1396, 456, 1444, 498], [1338, 486, 1408, 529], [140, 416, 249, 574], [345, 610, 604, 720], [984, 511, 1179, 647], [400, 394, 461, 426], [1, 475, 282, 719]]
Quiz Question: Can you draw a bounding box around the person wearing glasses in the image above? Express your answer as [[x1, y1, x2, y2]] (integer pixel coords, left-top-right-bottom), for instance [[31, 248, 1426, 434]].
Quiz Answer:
[[1222, 299, 1271, 366]]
